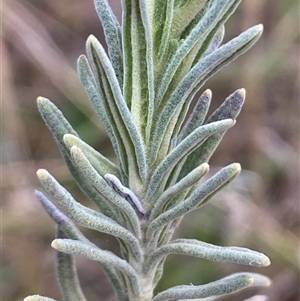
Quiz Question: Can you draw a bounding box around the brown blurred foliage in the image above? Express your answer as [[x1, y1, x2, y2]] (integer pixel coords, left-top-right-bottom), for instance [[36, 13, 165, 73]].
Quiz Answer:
[[1, 0, 299, 301]]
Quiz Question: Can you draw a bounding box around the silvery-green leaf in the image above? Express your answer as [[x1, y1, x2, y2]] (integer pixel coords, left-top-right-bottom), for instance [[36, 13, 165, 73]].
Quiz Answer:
[[52, 239, 141, 297], [35, 188, 126, 296], [206, 88, 246, 123], [35, 190, 91, 243], [152, 273, 271, 301], [120, 0, 132, 108], [146, 163, 241, 239], [63, 134, 119, 177], [84, 44, 132, 178], [36, 169, 143, 260], [37, 169, 117, 224], [146, 119, 235, 200], [177, 89, 212, 143], [203, 25, 225, 56], [37, 97, 118, 218], [93, 0, 123, 85], [86, 35, 147, 182], [56, 228, 87, 301], [37, 97, 78, 140], [144, 240, 270, 274], [178, 88, 246, 180], [155, 0, 239, 107], [191, 0, 242, 67], [70, 146, 142, 238], [150, 24, 263, 162], [36, 189, 128, 297], [124, 0, 155, 141], [149, 163, 209, 219], [77, 54, 128, 180], [154, 0, 175, 60], [172, 0, 209, 38], [62, 145, 122, 221], [154, 0, 210, 81], [104, 173, 146, 217]]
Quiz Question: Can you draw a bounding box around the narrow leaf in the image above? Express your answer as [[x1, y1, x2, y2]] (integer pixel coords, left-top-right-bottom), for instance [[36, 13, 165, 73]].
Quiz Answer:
[[56, 228, 87, 301], [121, 0, 133, 108], [149, 163, 209, 219], [37, 97, 120, 218], [35, 188, 127, 296], [152, 273, 271, 301], [37, 169, 116, 224], [86, 35, 147, 181], [171, 0, 209, 39], [35, 189, 129, 297], [155, 0, 236, 106], [144, 240, 270, 274], [178, 88, 246, 179], [155, 0, 175, 60], [138, 0, 155, 141], [77, 55, 128, 179], [177, 89, 212, 143], [150, 24, 263, 162], [206, 88, 246, 123], [35, 188, 126, 296], [52, 239, 141, 297], [190, 0, 241, 68], [203, 25, 225, 56], [146, 163, 241, 239], [93, 0, 123, 85], [36, 169, 143, 260], [146, 119, 235, 199], [61, 145, 122, 221], [35, 190, 91, 243], [105, 173, 146, 217], [70, 146, 142, 238], [37, 96, 78, 143], [63, 134, 119, 177]]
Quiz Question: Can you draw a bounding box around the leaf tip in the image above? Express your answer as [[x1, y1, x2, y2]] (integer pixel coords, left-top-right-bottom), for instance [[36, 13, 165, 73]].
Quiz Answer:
[[256, 24, 264, 32], [251, 274, 272, 287], [262, 256, 271, 266], [205, 89, 212, 98], [63, 133, 76, 148], [70, 145, 81, 157], [202, 162, 210, 172], [51, 239, 60, 250], [251, 24, 264, 38], [36, 169, 49, 180], [86, 34, 98, 47], [238, 88, 246, 98], [231, 162, 241, 172], [36, 96, 49, 107]]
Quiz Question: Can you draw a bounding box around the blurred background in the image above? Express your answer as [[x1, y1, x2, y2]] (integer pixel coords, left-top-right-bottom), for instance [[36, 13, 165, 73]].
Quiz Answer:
[[1, 0, 299, 300]]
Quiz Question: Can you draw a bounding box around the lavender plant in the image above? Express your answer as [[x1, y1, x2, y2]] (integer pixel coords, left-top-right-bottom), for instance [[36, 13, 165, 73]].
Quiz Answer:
[[24, 0, 271, 300]]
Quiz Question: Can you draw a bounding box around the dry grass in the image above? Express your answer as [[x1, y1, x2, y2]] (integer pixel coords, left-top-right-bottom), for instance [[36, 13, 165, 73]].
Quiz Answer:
[[1, 0, 299, 300]]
